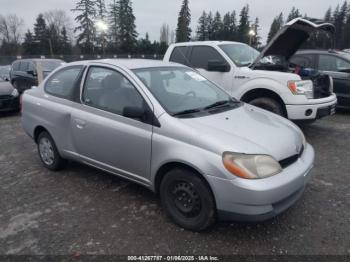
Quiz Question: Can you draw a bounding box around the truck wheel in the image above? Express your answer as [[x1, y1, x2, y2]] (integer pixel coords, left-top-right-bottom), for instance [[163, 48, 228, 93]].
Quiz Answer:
[[160, 168, 216, 231], [249, 97, 286, 117], [37, 131, 67, 171]]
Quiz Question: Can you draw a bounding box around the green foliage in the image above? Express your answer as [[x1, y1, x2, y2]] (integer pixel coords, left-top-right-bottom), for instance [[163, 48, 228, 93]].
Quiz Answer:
[[267, 13, 284, 43], [176, 0, 192, 42]]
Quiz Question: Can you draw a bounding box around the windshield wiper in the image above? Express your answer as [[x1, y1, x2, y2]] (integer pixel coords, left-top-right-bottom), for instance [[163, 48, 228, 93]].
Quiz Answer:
[[204, 100, 232, 110], [172, 108, 202, 117]]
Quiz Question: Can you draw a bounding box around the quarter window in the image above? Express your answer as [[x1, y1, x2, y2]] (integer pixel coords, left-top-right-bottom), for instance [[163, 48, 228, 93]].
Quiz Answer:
[[45, 66, 83, 99], [318, 55, 350, 72], [82, 67, 145, 117], [190, 46, 227, 70]]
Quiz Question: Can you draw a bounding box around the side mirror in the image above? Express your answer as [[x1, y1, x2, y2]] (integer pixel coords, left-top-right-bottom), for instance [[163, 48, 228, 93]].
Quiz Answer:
[[123, 106, 145, 119], [207, 60, 230, 72]]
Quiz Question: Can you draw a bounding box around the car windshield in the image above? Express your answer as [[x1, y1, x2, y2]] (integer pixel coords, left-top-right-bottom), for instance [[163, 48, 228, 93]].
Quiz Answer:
[[133, 67, 239, 116], [37, 60, 64, 71], [219, 44, 260, 67]]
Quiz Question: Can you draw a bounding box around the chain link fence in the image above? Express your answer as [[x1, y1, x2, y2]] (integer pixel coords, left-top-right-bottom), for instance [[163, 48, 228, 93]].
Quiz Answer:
[[0, 54, 164, 66]]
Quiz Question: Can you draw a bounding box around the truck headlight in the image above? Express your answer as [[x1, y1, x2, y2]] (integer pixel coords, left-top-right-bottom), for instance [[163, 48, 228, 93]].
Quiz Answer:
[[11, 88, 19, 97], [288, 80, 314, 99], [223, 152, 282, 179]]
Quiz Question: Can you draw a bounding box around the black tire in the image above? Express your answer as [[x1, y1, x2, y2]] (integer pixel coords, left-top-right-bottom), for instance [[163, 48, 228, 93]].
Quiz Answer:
[[249, 97, 286, 117], [160, 168, 216, 231], [37, 131, 67, 171]]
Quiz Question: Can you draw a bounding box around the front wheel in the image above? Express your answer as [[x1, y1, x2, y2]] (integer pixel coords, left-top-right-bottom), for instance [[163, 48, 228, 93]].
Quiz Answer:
[[160, 168, 216, 231], [249, 97, 286, 117], [37, 131, 67, 171]]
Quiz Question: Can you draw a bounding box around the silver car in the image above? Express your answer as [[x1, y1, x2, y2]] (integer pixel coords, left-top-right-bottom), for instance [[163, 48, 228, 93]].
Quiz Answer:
[[21, 59, 314, 231]]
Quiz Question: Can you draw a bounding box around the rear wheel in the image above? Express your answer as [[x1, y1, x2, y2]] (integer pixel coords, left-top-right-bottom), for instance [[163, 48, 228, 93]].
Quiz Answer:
[[160, 168, 216, 231], [37, 131, 67, 171], [249, 97, 286, 117]]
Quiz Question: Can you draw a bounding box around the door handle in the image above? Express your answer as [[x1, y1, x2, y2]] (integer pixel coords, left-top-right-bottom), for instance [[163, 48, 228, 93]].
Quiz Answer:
[[74, 119, 86, 129]]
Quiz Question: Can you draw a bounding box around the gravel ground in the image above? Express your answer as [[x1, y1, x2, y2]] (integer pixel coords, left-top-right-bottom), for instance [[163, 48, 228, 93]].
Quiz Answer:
[[0, 111, 349, 256]]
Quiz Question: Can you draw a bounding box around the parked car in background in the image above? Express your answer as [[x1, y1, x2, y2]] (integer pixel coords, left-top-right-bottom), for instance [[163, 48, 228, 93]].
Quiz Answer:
[[291, 50, 350, 109], [342, 49, 350, 54], [164, 18, 337, 122], [10, 59, 65, 93], [0, 81, 20, 112], [0, 65, 11, 81], [22, 59, 314, 231]]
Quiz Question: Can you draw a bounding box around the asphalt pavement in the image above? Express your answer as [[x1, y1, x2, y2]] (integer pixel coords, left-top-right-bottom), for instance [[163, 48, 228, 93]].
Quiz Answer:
[[0, 111, 349, 256]]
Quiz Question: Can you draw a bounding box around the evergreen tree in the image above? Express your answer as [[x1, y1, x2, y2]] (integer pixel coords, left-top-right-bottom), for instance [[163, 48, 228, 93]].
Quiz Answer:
[[212, 12, 223, 40], [72, 0, 96, 54], [229, 11, 237, 41], [251, 17, 261, 48], [196, 11, 208, 41], [206, 12, 213, 40], [267, 13, 284, 43], [22, 30, 35, 55], [324, 7, 333, 22], [287, 7, 301, 22], [108, 0, 120, 52], [33, 14, 49, 54], [334, 1, 347, 48], [237, 5, 250, 44], [342, 10, 350, 48], [222, 12, 231, 40], [95, 0, 107, 20], [60, 27, 72, 54], [137, 32, 153, 54], [176, 0, 191, 42], [116, 0, 138, 53]]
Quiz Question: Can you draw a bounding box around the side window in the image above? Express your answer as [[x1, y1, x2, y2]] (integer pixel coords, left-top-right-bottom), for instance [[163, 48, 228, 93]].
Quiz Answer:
[[82, 67, 145, 117], [45, 66, 83, 100], [12, 62, 20, 71], [28, 62, 35, 72], [190, 46, 227, 70], [169, 47, 189, 65], [335, 57, 350, 72], [290, 55, 314, 68], [19, 61, 29, 72], [318, 55, 338, 71]]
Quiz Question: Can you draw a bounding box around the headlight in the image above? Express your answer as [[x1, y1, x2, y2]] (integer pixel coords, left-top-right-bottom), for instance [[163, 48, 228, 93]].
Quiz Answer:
[[223, 152, 282, 179], [11, 88, 19, 97], [288, 80, 314, 99]]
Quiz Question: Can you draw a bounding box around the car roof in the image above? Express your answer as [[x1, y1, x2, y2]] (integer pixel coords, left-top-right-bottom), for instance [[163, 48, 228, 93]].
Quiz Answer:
[[170, 41, 245, 47], [12, 59, 64, 64], [296, 49, 350, 59], [68, 59, 185, 70]]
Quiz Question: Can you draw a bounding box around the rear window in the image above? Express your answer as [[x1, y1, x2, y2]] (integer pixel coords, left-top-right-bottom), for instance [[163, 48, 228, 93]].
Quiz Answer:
[[169, 47, 189, 65]]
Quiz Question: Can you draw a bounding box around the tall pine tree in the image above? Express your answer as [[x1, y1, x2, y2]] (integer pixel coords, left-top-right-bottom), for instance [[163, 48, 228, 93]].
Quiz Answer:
[[176, 0, 191, 42], [212, 12, 223, 40], [33, 14, 49, 55], [196, 11, 208, 41], [287, 7, 301, 22], [267, 13, 284, 43], [237, 5, 250, 44], [116, 0, 138, 53], [72, 0, 96, 54]]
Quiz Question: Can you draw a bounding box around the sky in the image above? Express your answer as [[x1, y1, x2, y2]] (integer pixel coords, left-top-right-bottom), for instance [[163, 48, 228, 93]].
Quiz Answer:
[[0, 0, 344, 44]]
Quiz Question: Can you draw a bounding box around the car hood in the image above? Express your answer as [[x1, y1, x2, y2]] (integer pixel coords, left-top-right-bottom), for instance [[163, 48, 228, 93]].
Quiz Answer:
[[180, 104, 304, 161], [0, 82, 14, 95], [251, 18, 335, 68]]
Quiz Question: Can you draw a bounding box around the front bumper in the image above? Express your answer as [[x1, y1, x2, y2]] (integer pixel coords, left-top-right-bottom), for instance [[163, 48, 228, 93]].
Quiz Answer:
[[207, 143, 315, 222], [286, 94, 337, 120], [0, 95, 20, 112]]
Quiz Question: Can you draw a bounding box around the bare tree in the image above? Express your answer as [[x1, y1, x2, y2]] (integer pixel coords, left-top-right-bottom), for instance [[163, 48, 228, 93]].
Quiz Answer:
[[43, 9, 74, 40], [0, 14, 24, 43], [160, 23, 170, 44]]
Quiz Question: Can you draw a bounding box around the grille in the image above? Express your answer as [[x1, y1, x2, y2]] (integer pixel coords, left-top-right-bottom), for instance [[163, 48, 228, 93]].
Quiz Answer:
[[313, 75, 331, 99], [279, 145, 304, 169]]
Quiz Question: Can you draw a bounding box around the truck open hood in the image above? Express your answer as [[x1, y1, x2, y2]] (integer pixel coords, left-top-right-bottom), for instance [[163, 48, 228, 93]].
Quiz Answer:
[[251, 18, 335, 69]]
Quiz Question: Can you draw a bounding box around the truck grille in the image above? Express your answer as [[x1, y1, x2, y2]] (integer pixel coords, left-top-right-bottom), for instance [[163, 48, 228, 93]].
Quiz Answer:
[[313, 75, 332, 99]]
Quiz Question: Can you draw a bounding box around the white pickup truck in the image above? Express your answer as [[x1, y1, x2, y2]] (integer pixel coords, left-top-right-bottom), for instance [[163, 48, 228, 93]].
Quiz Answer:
[[163, 18, 337, 121]]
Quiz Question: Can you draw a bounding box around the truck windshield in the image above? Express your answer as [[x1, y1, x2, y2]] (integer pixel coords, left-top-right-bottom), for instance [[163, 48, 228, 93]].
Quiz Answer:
[[219, 44, 260, 67], [133, 67, 240, 117]]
